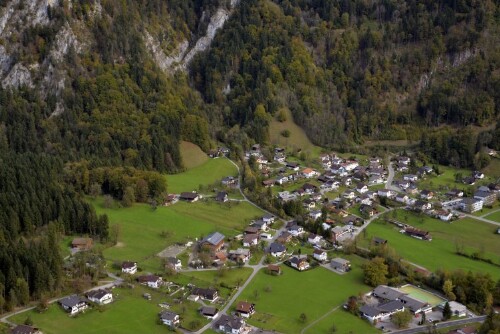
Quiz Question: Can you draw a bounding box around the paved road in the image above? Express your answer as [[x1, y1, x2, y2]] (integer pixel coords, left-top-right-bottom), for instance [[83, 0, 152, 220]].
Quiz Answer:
[[391, 316, 486, 334], [463, 213, 500, 227], [385, 162, 400, 192]]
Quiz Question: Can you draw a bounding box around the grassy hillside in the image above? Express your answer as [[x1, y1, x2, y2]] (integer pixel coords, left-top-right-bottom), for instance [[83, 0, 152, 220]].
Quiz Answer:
[[180, 141, 208, 169]]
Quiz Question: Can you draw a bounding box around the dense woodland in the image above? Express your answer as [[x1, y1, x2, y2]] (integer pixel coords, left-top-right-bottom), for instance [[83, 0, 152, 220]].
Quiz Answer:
[[0, 0, 500, 312]]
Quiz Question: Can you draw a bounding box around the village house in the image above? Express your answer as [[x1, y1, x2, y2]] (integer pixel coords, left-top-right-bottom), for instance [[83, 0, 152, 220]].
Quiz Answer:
[[164, 194, 178, 206], [286, 162, 300, 171], [180, 192, 200, 202], [10, 325, 42, 334], [278, 191, 297, 202], [215, 314, 245, 334], [59, 295, 89, 315], [360, 300, 405, 323], [414, 200, 432, 212], [276, 231, 293, 244], [287, 224, 304, 237], [343, 190, 356, 200], [275, 175, 289, 185], [159, 310, 180, 327], [236, 301, 256, 318], [228, 249, 251, 263], [474, 190, 496, 206], [309, 210, 322, 220], [356, 183, 369, 194], [243, 234, 259, 247], [289, 256, 310, 271], [121, 261, 137, 274], [200, 306, 219, 319], [262, 179, 275, 188], [267, 264, 282, 275], [313, 249, 328, 262], [397, 156, 411, 165], [308, 233, 322, 245], [360, 204, 377, 217], [446, 189, 464, 198], [396, 180, 410, 189], [436, 210, 453, 222], [395, 194, 409, 204], [396, 163, 409, 172], [302, 168, 318, 178], [71, 238, 93, 251], [86, 289, 113, 305], [192, 288, 219, 303], [369, 175, 384, 185], [200, 232, 225, 252], [269, 243, 286, 257], [420, 189, 434, 200], [262, 214, 275, 224], [216, 191, 229, 203], [330, 258, 351, 272], [403, 174, 418, 182], [377, 189, 395, 198], [460, 198, 483, 213], [165, 257, 182, 271], [251, 219, 269, 231], [472, 171, 484, 179], [137, 275, 163, 288], [303, 198, 316, 210], [221, 176, 237, 187]]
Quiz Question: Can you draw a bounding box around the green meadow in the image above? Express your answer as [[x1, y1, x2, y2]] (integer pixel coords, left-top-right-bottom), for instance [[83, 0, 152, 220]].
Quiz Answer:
[[484, 210, 500, 223], [8, 286, 202, 334], [360, 210, 500, 279], [92, 198, 264, 264], [166, 157, 238, 194], [233, 257, 372, 333]]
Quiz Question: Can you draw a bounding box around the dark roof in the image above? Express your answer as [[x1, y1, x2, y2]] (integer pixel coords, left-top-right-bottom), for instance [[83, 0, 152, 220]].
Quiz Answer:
[[269, 242, 286, 253], [378, 300, 405, 312], [180, 192, 199, 200], [122, 261, 136, 269], [216, 191, 228, 201], [10, 325, 40, 334], [474, 190, 493, 198], [201, 306, 218, 316], [86, 289, 110, 300], [137, 274, 161, 283], [373, 237, 387, 244], [215, 315, 244, 331], [399, 295, 428, 312], [59, 295, 87, 308], [236, 301, 255, 313], [160, 310, 178, 321], [359, 304, 382, 317], [289, 256, 307, 265], [373, 286, 404, 300], [192, 288, 218, 300]]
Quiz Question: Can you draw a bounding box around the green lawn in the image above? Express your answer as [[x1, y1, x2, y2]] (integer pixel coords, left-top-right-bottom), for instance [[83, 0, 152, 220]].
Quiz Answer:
[[303, 308, 378, 334], [359, 210, 500, 279], [233, 257, 372, 333], [92, 198, 264, 265], [484, 210, 500, 222], [416, 165, 475, 193], [8, 287, 188, 334], [179, 141, 208, 169], [166, 158, 237, 194]]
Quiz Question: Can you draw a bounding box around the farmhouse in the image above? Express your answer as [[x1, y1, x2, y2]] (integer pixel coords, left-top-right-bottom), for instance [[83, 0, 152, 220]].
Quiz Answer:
[[404, 227, 432, 241], [10, 325, 42, 334], [215, 314, 245, 334], [330, 258, 351, 272], [71, 238, 93, 251], [460, 198, 483, 213], [121, 261, 137, 274], [59, 295, 89, 315], [192, 288, 219, 302], [289, 256, 310, 271], [137, 275, 162, 288], [243, 234, 259, 247], [267, 264, 282, 275], [228, 249, 251, 263], [180, 192, 200, 202], [200, 306, 219, 319], [86, 289, 113, 305], [159, 310, 180, 327], [165, 257, 182, 271], [236, 301, 255, 318], [269, 242, 286, 257], [221, 176, 237, 187], [200, 232, 225, 252], [216, 191, 229, 202], [313, 249, 328, 262]]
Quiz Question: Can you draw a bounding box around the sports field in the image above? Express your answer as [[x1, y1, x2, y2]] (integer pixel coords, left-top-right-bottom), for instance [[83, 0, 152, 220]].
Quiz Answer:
[[398, 284, 445, 307]]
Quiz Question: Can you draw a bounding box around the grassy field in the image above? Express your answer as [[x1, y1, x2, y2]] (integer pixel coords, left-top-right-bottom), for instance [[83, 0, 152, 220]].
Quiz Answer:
[[166, 158, 237, 194], [92, 198, 264, 266], [269, 108, 322, 157], [303, 308, 378, 334], [485, 210, 500, 223], [359, 210, 500, 279], [416, 165, 477, 192], [482, 157, 500, 179], [8, 286, 193, 334], [180, 141, 208, 169], [233, 257, 372, 333]]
